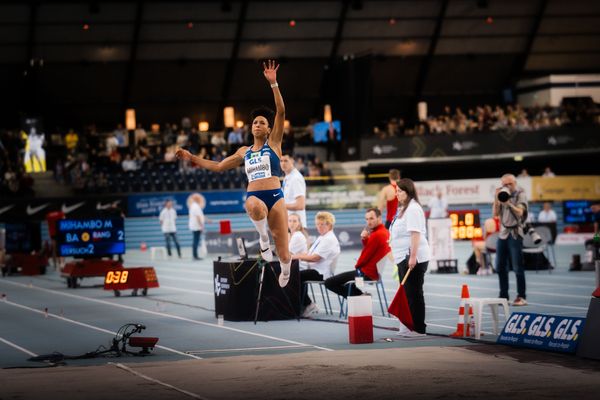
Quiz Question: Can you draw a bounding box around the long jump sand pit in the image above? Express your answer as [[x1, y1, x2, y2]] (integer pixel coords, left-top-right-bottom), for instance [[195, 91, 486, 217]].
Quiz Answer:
[[2, 345, 599, 399]]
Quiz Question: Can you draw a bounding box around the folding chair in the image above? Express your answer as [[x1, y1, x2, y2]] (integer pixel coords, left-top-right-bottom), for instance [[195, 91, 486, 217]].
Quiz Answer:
[[339, 252, 392, 318], [303, 255, 339, 315]]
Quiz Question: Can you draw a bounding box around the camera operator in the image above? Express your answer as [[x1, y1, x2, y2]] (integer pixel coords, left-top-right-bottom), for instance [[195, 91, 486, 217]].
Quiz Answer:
[[493, 173, 528, 306]]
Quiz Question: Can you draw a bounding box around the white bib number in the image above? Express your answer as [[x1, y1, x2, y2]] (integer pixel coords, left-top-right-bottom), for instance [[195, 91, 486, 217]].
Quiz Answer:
[[245, 155, 272, 182]]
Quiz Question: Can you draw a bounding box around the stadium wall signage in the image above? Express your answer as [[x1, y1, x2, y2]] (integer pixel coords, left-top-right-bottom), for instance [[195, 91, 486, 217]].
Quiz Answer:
[[361, 127, 600, 159], [497, 312, 585, 354]]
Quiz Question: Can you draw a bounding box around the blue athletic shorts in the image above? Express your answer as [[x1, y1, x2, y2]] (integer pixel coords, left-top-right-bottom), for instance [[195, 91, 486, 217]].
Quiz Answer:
[[246, 188, 284, 211]]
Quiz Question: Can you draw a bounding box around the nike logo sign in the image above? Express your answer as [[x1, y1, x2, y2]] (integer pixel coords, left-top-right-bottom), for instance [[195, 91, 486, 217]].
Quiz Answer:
[[26, 203, 49, 216], [273, 193, 280, 197], [0, 205, 15, 215], [62, 202, 85, 214], [97, 200, 120, 210]]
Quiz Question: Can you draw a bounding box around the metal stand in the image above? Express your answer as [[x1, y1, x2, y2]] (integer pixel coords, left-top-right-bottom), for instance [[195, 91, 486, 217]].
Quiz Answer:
[[253, 258, 268, 324], [253, 258, 300, 324]]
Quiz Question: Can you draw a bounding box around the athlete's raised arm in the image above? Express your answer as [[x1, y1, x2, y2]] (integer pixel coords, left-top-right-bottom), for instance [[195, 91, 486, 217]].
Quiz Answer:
[[175, 146, 247, 173]]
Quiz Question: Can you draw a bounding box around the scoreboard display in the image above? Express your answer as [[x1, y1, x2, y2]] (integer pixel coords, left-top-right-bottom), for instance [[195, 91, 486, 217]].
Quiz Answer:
[[57, 218, 125, 257], [449, 210, 483, 240]]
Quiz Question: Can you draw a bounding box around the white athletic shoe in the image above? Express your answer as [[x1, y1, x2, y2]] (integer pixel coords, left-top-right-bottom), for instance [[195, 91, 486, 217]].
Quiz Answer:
[[398, 330, 426, 338], [397, 322, 412, 336], [278, 263, 290, 287], [302, 302, 319, 318], [259, 237, 273, 262]]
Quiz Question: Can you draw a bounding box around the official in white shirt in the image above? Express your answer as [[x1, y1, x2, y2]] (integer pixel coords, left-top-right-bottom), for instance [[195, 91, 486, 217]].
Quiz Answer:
[[537, 202, 557, 223], [288, 213, 308, 256], [159, 200, 181, 257], [281, 154, 307, 228], [427, 190, 448, 219], [187, 193, 206, 260], [390, 178, 430, 335], [292, 211, 340, 317]]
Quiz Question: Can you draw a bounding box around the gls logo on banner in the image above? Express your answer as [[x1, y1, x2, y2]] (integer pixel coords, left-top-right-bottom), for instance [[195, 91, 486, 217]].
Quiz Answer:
[[497, 312, 585, 353]]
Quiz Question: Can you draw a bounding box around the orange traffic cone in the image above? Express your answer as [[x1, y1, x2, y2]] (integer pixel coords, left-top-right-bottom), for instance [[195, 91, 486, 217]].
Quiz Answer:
[[450, 284, 474, 337]]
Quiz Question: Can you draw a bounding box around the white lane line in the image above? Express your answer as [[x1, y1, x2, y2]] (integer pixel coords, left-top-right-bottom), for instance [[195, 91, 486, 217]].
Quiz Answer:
[[128, 271, 593, 307], [424, 282, 592, 299], [186, 345, 309, 354], [0, 336, 38, 357], [111, 363, 209, 400], [1, 299, 201, 360], [0, 280, 333, 352], [159, 285, 213, 295]]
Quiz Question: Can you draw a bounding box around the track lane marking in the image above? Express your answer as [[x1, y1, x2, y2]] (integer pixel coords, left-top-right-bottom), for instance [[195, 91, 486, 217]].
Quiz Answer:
[[0, 280, 333, 352], [1, 299, 200, 359]]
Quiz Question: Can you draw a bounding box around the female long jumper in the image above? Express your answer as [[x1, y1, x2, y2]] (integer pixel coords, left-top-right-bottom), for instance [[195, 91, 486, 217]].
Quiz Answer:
[[176, 60, 292, 287]]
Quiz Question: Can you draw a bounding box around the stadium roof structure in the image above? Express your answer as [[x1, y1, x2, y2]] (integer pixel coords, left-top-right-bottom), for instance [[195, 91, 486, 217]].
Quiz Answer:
[[1, 0, 599, 127]]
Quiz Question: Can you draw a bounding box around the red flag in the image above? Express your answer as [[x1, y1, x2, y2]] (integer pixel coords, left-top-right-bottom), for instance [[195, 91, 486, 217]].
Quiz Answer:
[[388, 284, 414, 331], [388, 267, 414, 331]]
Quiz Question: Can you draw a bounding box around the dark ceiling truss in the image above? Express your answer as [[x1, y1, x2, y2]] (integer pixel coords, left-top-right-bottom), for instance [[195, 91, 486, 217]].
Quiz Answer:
[[506, 0, 548, 88], [412, 0, 448, 116], [121, 1, 144, 111], [217, 0, 248, 127]]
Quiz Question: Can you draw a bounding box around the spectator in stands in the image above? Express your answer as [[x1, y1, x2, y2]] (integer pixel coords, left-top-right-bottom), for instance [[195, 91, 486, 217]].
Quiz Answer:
[[288, 213, 308, 256], [493, 173, 528, 306], [121, 153, 138, 171], [210, 131, 227, 151], [159, 200, 181, 258], [105, 131, 119, 155], [134, 123, 147, 147], [64, 129, 79, 153], [187, 193, 205, 261], [227, 127, 244, 146], [542, 167, 556, 177], [292, 211, 341, 318], [324, 207, 390, 299], [147, 124, 161, 148], [518, 168, 530, 178], [325, 122, 339, 161], [188, 127, 200, 154], [377, 168, 400, 229], [281, 153, 307, 228], [537, 202, 557, 223], [176, 130, 188, 148], [389, 178, 430, 336], [164, 145, 178, 162], [427, 189, 448, 219], [114, 123, 128, 151]]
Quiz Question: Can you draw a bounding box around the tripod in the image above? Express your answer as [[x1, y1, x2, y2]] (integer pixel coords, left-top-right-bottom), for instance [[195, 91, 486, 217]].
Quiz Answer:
[[253, 258, 300, 324]]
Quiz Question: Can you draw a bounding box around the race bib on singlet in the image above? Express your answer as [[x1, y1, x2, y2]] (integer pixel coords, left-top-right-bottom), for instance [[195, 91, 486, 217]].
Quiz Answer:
[[245, 154, 272, 182]]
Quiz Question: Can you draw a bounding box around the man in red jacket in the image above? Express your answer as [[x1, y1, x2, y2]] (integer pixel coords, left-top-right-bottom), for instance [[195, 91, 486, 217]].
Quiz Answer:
[[324, 207, 391, 298]]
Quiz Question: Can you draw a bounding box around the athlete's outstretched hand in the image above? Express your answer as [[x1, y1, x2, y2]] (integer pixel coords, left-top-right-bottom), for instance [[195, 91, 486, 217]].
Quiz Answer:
[[263, 59, 279, 85], [175, 148, 192, 162]]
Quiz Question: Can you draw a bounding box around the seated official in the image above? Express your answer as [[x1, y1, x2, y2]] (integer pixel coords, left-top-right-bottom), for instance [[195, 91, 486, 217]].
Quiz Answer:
[[537, 202, 557, 223], [468, 216, 500, 273], [291, 211, 340, 317], [325, 208, 390, 298], [288, 213, 308, 255]]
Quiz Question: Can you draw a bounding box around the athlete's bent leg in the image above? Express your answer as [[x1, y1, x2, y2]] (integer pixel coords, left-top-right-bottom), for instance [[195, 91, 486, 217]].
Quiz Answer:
[[245, 196, 273, 261], [267, 200, 292, 287]]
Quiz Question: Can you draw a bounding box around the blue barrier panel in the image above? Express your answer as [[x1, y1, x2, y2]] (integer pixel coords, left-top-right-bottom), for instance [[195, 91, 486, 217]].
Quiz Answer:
[[497, 312, 586, 354], [127, 191, 247, 217]]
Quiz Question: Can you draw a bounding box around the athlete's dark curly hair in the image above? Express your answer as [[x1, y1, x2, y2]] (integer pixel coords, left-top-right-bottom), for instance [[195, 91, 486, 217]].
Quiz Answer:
[[250, 106, 275, 128]]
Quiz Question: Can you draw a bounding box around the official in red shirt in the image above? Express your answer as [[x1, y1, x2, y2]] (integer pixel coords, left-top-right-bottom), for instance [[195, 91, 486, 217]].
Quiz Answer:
[[324, 207, 391, 298]]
